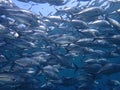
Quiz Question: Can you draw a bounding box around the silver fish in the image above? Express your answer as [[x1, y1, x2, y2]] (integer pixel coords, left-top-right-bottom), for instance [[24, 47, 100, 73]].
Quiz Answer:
[[15, 57, 39, 67], [79, 29, 100, 37], [0, 73, 24, 84], [89, 20, 111, 29], [106, 17, 120, 30], [97, 63, 120, 75], [69, 19, 88, 29], [94, 35, 120, 45], [43, 65, 59, 80], [52, 34, 76, 45], [82, 63, 102, 74], [73, 7, 103, 21]]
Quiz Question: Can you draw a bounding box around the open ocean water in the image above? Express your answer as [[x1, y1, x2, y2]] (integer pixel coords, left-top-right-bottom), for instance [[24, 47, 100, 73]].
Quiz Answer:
[[0, 0, 120, 90]]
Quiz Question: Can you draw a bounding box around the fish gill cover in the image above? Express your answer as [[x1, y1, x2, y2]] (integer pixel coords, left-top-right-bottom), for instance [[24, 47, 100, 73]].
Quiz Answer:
[[0, 0, 120, 90]]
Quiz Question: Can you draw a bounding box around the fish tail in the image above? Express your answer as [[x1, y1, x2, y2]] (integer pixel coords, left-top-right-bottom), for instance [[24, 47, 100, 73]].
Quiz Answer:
[[73, 63, 79, 73], [93, 37, 100, 42], [71, 13, 75, 19]]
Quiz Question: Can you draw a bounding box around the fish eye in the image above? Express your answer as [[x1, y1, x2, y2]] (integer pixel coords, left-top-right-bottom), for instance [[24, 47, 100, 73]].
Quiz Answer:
[[95, 10, 99, 14], [12, 78, 17, 82]]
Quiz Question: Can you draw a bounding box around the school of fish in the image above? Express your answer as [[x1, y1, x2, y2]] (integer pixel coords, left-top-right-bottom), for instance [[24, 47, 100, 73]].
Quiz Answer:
[[0, 0, 120, 90]]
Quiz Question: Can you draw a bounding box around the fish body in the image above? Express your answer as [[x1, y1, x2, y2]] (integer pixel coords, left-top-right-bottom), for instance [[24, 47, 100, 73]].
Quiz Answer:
[[98, 63, 120, 75], [73, 7, 103, 21], [0, 73, 24, 85]]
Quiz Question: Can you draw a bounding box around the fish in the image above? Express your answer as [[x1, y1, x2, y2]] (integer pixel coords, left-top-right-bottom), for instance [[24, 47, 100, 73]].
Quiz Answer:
[[107, 79, 120, 90], [17, 0, 47, 3], [107, 79, 120, 86], [40, 81, 58, 90], [94, 35, 120, 45], [43, 65, 60, 80], [76, 38, 95, 47], [69, 19, 88, 29], [50, 76, 80, 87], [105, 17, 120, 31], [97, 63, 120, 75], [88, 20, 111, 29], [0, 5, 39, 27], [48, 0, 70, 6], [73, 7, 103, 21], [54, 6, 81, 15], [17, 0, 69, 6], [81, 63, 102, 74], [15, 57, 40, 67], [52, 34, 77, 45], [0, 73, 24, 85], [84, 58, 108, 65], [77, 0, 91, 1]]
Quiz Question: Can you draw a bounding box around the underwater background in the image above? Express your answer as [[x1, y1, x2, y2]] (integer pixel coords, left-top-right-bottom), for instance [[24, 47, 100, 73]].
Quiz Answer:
[[0, 0, 120, 90]]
